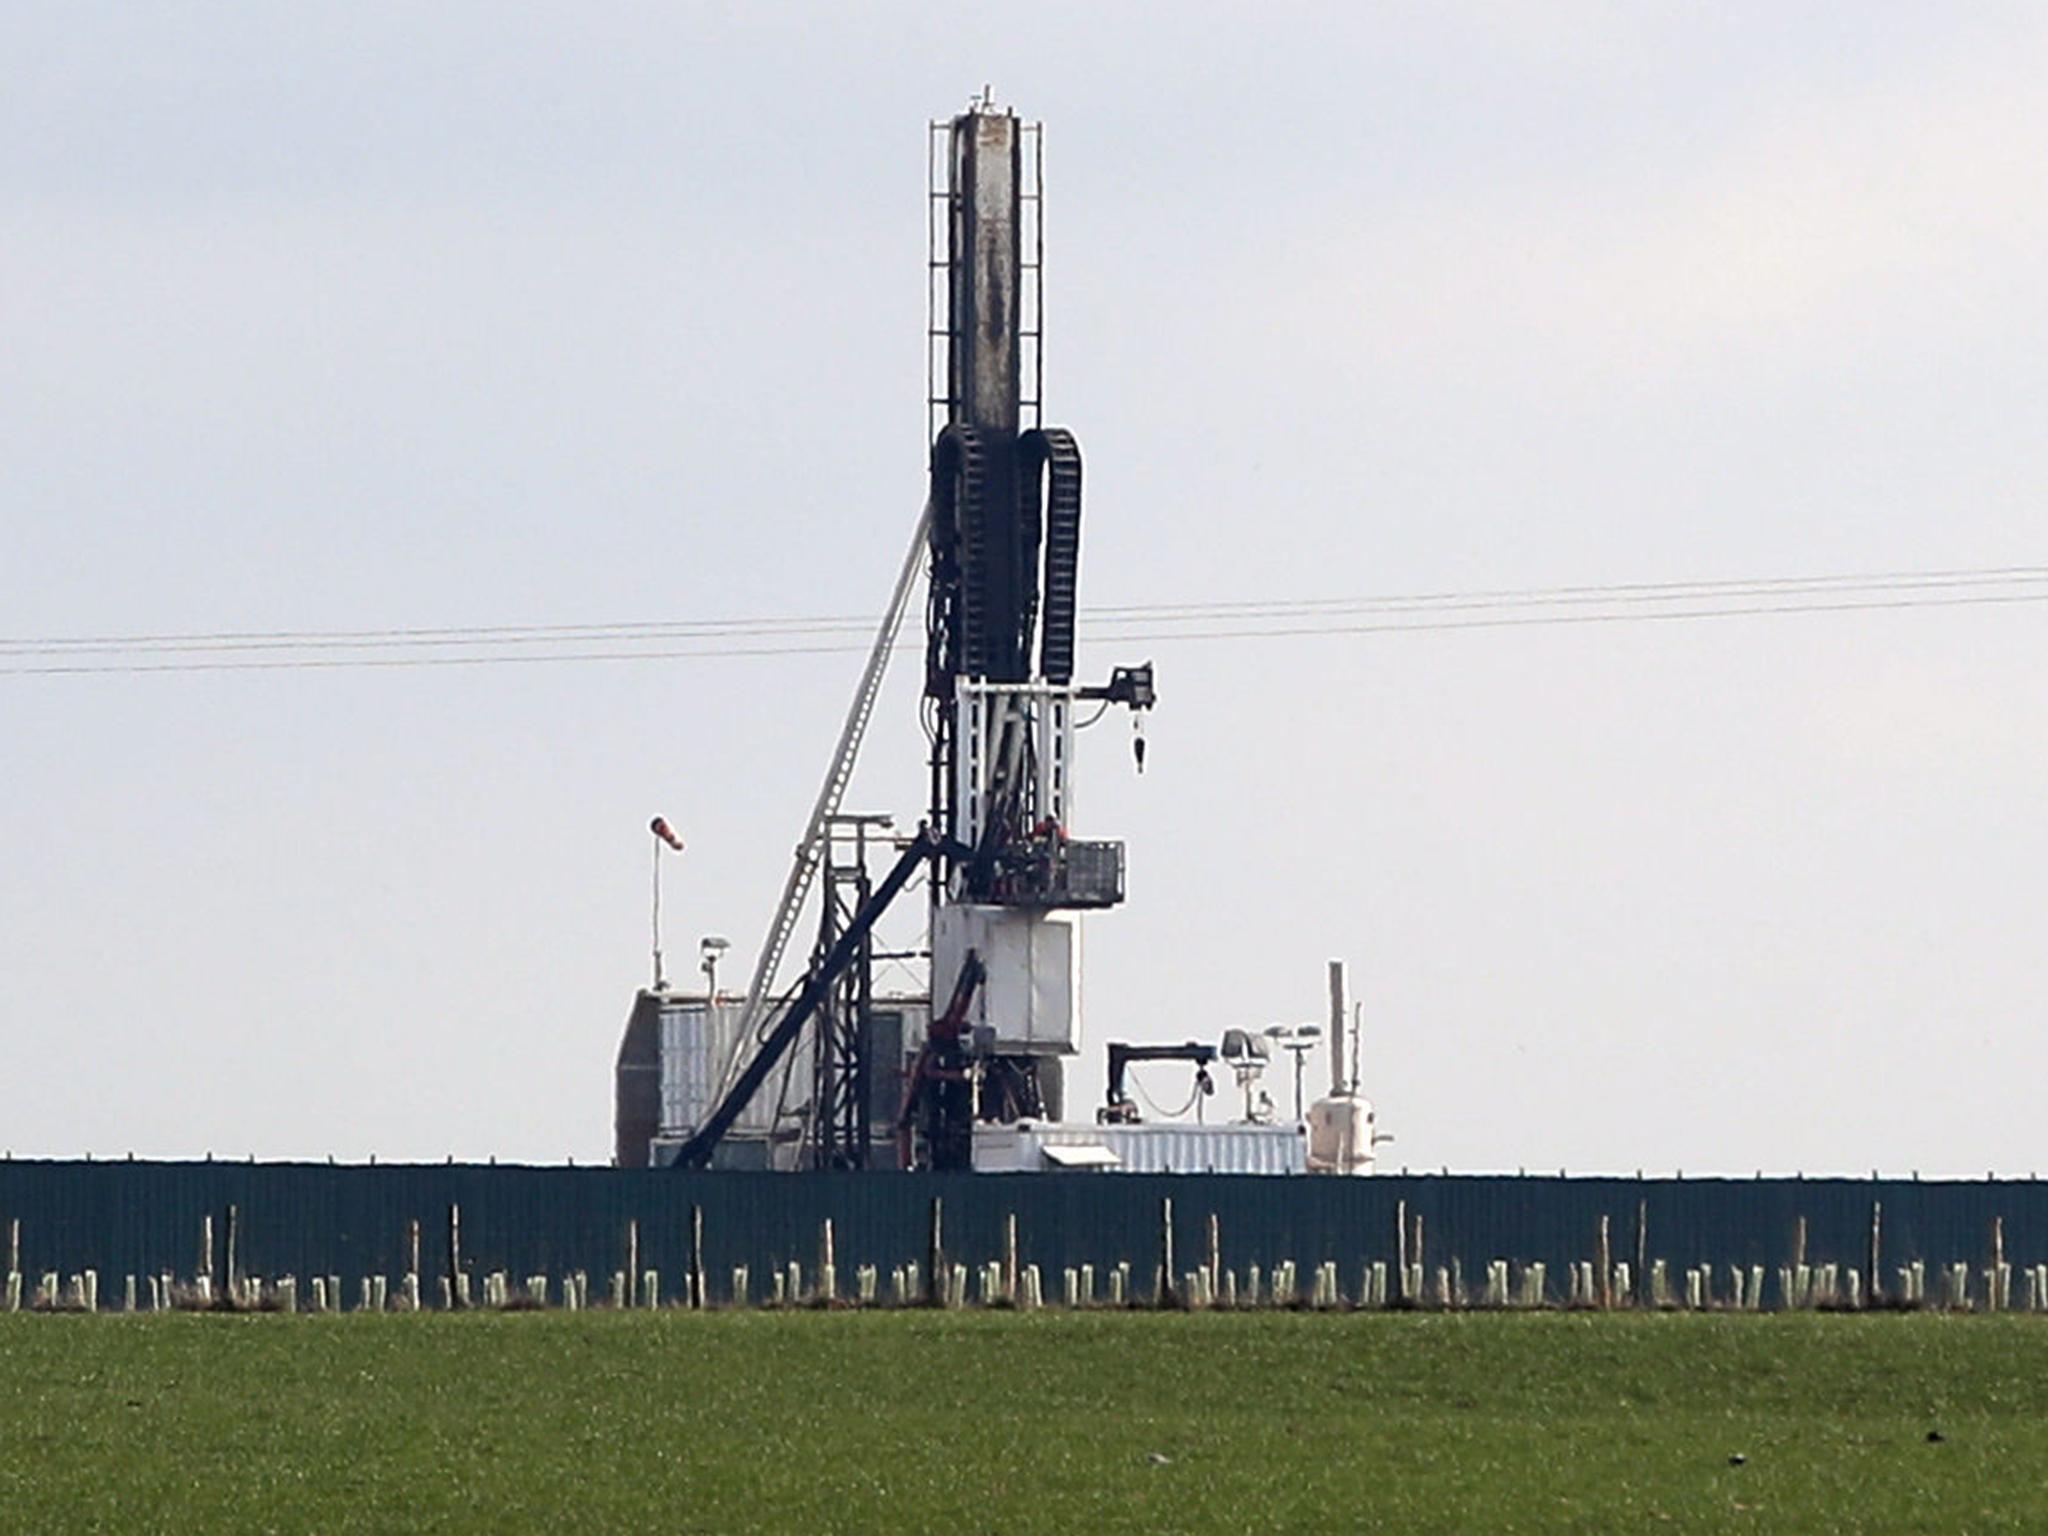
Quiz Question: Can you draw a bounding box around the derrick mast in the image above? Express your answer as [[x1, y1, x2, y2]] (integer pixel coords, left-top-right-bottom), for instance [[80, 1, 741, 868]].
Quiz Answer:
[[657, 97, 1151, 1175], [910, 98, 1152, 1169]]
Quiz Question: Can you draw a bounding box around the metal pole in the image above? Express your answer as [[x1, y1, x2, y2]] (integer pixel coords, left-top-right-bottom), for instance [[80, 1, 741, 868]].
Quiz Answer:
[[651, 840, 664, 990]]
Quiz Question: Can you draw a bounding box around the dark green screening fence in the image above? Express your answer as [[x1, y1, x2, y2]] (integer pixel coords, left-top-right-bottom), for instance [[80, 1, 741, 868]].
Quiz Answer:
[[0, 1161, 2037, 1300]]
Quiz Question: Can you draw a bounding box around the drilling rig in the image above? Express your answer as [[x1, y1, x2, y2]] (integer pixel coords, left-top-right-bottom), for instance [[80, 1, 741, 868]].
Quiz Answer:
[[640, 96, 1153, 1173], [618, 98, 1379, 1176], [903, 101, 1155, 1168]]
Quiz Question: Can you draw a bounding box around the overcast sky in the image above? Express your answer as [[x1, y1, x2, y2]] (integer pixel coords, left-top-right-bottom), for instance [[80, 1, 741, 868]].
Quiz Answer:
[[4, 3, 2045, 1173]]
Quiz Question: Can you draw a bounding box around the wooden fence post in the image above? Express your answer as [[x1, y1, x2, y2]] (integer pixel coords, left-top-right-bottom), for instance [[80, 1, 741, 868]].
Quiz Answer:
[[689, 1204, 706, 1310], [1158, 1197, 1176, 1308], [925, 1196, 944, 1306], [447, 1203, 463, 1310], [1993, 1216, 2006, 1312], [1634, 1199, 1648, 1308], [1003, 1213, 1019, 1305], [1596, 1214, 1611, 1310], [1396, 1199, 1409, 1302]]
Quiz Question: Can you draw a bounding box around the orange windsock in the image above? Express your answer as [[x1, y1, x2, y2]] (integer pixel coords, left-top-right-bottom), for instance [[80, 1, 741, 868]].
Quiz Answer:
[[650, 816, 684, 851]]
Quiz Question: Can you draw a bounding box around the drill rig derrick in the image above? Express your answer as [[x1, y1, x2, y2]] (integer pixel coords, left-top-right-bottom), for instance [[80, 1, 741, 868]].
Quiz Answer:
[[680, 99, 1153, 1175], [907, 99, 1154, 1171]]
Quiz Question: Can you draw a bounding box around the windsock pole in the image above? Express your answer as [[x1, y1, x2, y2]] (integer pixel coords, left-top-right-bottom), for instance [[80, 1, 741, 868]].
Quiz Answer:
[[650, 816, 685, 989]]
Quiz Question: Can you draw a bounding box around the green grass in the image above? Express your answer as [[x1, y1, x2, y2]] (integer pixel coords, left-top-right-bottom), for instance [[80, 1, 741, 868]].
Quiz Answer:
[[3, 1312, 2046, 1533]]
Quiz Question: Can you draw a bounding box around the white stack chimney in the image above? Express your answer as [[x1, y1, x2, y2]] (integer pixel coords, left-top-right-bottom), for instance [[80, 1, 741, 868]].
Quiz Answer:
[[1327, 959, 1348, 1096]]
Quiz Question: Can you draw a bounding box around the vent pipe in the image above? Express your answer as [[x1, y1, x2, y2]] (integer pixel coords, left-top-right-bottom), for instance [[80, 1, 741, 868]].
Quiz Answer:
[[1327, 960, 1348, 1096]]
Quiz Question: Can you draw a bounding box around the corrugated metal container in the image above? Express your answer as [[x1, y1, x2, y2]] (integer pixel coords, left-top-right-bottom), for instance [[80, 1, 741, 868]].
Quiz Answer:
[[972, 1122, 1307, 1175], [656, 997, 777, 1137], [644, 993, 931, 1142]]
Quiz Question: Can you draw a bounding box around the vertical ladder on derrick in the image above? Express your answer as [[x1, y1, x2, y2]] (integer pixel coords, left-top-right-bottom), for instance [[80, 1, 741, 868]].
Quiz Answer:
[[929, 113, 1042, 443]]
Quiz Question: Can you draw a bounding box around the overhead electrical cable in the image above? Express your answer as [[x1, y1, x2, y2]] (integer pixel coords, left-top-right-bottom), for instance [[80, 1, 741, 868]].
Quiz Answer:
[[6, 562, 2046, 655], [3, 565, 2045, 676], [1083, 562, 2048, 617]]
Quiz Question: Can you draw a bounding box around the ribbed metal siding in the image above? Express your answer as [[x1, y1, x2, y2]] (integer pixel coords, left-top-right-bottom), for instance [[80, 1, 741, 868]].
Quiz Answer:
[[0, 1163, 2035, 1293]]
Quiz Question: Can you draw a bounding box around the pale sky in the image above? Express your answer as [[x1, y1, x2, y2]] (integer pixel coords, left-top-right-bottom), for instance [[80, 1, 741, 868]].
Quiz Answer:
[[4, 3, 2045, 1173]]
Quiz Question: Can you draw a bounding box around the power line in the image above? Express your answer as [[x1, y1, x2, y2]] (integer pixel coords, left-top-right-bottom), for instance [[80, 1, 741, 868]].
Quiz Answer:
[[1153, 587, 2048, 640], [7, 562, 2046, 657], [1090, 563, 2048, 613], [1090, 566, 2048, 621], [3, 580, 2043, 677], [0, 613, 883, 653]]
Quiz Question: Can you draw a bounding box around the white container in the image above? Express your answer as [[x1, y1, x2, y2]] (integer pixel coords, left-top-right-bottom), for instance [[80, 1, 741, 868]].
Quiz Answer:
[[1306, 1094, 1376, 1175], [971, 1121, 1307, 1175], [932, 904, 1078, 1054]]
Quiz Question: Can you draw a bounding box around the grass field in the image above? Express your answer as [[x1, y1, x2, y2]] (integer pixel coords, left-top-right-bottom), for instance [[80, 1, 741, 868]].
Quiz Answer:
[[3, 1312, 2046, 1533]]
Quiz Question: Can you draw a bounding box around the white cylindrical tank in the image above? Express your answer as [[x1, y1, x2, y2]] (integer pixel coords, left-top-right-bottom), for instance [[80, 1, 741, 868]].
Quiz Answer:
[[1306, 1093, 1375, 1175]]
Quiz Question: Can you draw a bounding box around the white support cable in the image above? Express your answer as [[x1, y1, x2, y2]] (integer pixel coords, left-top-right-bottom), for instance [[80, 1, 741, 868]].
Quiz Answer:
[[712, 501, 932, 1109]]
